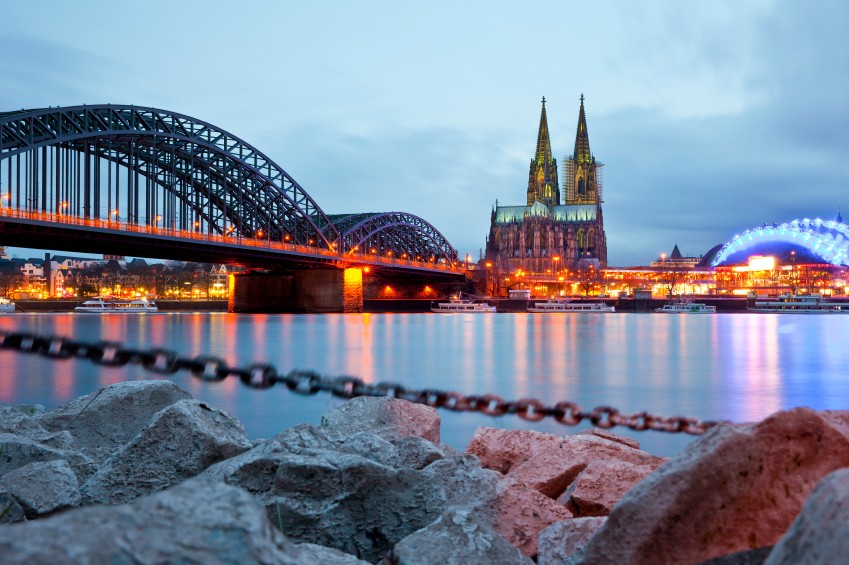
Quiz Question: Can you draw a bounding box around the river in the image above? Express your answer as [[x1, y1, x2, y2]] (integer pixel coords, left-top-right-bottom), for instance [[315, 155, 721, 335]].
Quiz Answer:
[[1, 312, 847, 457]]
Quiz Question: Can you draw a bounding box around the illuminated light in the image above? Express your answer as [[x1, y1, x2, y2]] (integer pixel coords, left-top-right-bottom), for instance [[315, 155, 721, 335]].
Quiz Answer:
[[485, 262, 492, 268], [363, 267, 370, 274], [748, 256, 775, 271]]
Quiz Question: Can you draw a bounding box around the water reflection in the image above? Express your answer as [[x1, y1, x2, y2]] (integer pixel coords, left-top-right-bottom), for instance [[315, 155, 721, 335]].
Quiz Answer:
[[3, 312, 849, 456]]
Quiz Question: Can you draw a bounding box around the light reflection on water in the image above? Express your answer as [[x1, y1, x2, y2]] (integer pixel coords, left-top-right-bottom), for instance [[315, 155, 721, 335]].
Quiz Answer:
[[2, 312, 849, 457]]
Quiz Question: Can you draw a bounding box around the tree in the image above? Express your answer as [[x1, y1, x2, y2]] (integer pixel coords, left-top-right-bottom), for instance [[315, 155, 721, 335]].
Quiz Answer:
[[575, 265, 601, 296], [658, 262, 690, 298]]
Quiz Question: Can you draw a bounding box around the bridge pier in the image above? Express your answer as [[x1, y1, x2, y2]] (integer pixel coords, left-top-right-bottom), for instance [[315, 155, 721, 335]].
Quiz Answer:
[[229, 268, 363, 313]]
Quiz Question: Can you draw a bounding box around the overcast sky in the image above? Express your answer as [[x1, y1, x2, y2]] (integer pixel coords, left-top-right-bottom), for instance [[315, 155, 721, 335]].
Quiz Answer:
[[2, 0, 848, 266]]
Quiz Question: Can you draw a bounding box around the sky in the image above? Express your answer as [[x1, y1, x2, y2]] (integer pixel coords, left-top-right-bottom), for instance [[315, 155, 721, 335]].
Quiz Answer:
[[2, 0, 848, 266]]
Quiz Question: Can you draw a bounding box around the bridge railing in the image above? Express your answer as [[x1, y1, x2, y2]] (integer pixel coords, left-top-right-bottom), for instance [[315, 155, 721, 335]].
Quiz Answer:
[[0, 207, 459, 273]]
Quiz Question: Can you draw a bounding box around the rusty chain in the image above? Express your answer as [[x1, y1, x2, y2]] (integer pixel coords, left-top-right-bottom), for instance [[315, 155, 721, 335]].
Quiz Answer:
[[0, 330, 725, 435]]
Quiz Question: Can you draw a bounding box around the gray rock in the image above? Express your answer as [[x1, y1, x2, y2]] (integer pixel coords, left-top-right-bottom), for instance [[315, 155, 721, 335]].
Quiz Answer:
[[0, 476, 338, 564], [296, 543, 370, 564], [0, 489, 26, 524], [81, 399, 251, 505], [391, 508, 533, 564], [35, 380, 191, 452], [275, 424, 451, 471], [0, 433, 90, 476], [0, 459, 80, 517], [30, 430, 75, 450], [764, 467, 849, 564], [203, 437, 500, 563], [538, 517, 607, 565], [0, 404, 47, 436], [320, 396, 441, 444]]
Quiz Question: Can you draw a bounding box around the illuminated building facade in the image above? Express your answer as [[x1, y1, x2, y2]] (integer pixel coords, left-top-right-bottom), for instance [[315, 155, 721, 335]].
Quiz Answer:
[[707, 215, 849, 295], [485, 96, 607, 276]]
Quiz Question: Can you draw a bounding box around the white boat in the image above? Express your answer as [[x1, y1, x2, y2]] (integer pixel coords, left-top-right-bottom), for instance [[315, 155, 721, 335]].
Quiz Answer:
[[0, 297, 16, 313], [74, 297, 159, 313], [655, 301, 716, 314], [747, 294, 849, 314], [431, 296, 496, 313], [528, 299, 615, 313]]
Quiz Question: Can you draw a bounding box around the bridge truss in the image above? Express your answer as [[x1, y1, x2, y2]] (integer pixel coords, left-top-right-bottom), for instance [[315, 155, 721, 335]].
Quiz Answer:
[[0, 105, 458, 267]]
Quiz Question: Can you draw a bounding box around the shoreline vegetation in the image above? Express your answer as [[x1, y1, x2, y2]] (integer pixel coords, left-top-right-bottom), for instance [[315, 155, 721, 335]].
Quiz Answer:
[[1, 380, 847, 563]]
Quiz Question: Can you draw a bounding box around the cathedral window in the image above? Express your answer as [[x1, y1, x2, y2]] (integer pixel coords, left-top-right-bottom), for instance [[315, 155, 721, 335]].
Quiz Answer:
[[577, 229, 584, 250], [578, 177, 585, 195]]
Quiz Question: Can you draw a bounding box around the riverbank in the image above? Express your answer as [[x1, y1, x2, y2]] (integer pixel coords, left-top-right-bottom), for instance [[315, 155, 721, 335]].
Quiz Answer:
[[365, 296, 751, 313], [1, 381, 847, 563], [11, 299, 229, 313]]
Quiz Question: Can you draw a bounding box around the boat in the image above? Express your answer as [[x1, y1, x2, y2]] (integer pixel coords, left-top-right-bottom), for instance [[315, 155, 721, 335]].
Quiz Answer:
[[747, 294, 849, 314], [74, 297, 159, 313], [528, 298, 615, 313], [0, 297, 16, 313], [655, 301, 716, 314], [430, 295, 496, 313]]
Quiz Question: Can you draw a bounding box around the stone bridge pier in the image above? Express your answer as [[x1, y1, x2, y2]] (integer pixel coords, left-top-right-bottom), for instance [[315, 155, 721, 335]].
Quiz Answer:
[[228, 268, 364, 313]]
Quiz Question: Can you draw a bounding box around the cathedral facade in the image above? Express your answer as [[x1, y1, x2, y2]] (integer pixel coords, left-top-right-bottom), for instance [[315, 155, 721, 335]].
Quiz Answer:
[[485, 96, 607, 274]]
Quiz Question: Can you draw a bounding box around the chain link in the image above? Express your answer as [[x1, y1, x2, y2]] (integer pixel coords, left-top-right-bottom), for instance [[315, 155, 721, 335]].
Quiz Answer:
[[0, 330, 724, 435]]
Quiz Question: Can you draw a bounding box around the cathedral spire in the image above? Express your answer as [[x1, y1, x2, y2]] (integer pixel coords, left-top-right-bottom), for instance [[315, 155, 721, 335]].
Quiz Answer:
[[535, 96, 553, 164], [526, 97, 559, 207], [573, 94, 592, 164]]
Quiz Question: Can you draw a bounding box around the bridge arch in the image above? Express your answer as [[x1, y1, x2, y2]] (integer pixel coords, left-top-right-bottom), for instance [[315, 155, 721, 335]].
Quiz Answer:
[[711, 217, 849, 267], [0, 104, 457, 264], [330, 212, 457, 264], [0, 104, 340, 248]]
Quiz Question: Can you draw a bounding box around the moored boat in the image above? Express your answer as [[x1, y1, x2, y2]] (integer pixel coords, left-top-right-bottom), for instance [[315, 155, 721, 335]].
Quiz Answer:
[[655, 301, 716, 314], [528, 298, 615, 313], [74, 297, 159, 313], [747, 294, 848, 314], [430, 296, 496, 313], [0, 297, 16, 313]]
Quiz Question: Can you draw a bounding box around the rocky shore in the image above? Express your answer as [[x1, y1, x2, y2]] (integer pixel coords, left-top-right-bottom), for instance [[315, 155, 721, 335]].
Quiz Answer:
[[0, 381, 847, 564]]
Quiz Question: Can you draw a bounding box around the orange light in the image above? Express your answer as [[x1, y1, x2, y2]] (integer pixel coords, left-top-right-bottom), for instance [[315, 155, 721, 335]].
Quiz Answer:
[[363, 267, 371, 274]]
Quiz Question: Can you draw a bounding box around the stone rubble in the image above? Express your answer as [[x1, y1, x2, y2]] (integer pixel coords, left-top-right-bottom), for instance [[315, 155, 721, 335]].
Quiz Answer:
[[0, 381, 846, 564]]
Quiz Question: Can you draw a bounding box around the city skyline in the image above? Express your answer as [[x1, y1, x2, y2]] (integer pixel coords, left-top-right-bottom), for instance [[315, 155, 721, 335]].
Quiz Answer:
[[2, 0, 848, 266]]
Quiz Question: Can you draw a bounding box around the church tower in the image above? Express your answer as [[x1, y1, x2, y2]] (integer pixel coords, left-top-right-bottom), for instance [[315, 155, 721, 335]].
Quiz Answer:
[[526, 97, 560, 207], [564, 95, 602, 207]]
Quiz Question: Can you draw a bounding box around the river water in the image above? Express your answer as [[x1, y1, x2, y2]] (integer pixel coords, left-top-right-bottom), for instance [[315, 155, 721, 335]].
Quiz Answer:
[[1, 312, 847, 457]]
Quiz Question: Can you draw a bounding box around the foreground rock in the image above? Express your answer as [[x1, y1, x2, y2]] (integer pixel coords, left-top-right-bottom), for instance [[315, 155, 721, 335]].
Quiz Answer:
[[203, 426, 500, 562], [466, 426, 665, 557], [574, 408, 849, 564], [537, 517, 607, 565], [35, 380, 191, 454], [765, 467, 849, 564], [391, 508, 533, 564], [0, 459, 80, 518], [81, 399, 252, 505], [0, 476, 367, 564]]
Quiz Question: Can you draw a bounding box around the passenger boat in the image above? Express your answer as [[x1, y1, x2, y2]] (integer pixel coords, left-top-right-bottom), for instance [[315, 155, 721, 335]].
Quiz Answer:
[[0, 297, 16, 313], [655, 301, 716, 314], [430, 296, 496, 313], [528, 299, 615, 313], [74, 297, 159, 313], [747, 294, 849, 314]]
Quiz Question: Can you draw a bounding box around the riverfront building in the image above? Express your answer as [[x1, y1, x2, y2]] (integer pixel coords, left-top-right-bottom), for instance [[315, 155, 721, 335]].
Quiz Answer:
[[484, 96, 607, 275]]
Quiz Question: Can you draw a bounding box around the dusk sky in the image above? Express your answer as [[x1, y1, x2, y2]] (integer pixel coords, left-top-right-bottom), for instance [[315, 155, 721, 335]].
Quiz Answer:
[[2, 0, 848, 266]]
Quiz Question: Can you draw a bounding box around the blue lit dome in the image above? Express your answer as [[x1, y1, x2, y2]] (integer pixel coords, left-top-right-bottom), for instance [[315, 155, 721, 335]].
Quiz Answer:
[[711, 218, 849, 267]]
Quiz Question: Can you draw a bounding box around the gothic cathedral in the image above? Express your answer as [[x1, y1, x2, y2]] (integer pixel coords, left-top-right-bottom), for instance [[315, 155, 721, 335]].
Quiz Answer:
[[485, 96, 607, 273]]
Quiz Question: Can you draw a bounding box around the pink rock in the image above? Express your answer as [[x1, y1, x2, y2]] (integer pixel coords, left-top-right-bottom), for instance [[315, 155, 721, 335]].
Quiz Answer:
[[467, 427, 666, 502], [576, 408, 849, 565], [766, 467, 849, 564], [493, 479, 573, 558], [537, 517, 607, 565], [577, 427, 641, 450], [557, 458, 661, 516]]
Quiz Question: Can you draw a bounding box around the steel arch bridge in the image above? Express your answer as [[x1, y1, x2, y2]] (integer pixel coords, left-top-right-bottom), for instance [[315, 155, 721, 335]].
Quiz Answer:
[[711, 217, 849, 267], [0, 104, 458, 270]]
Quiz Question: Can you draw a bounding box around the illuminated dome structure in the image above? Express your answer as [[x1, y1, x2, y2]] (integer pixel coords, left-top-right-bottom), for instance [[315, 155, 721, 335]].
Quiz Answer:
[[710, 217, 849, 267]]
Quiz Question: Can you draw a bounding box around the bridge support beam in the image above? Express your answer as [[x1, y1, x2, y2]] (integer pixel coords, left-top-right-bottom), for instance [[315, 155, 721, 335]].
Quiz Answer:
[[228, 268, 363, 313]]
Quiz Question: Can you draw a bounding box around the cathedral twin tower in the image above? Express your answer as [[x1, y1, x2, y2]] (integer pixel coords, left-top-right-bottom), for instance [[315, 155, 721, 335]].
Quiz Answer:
[[485, 96, 607, 273]]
